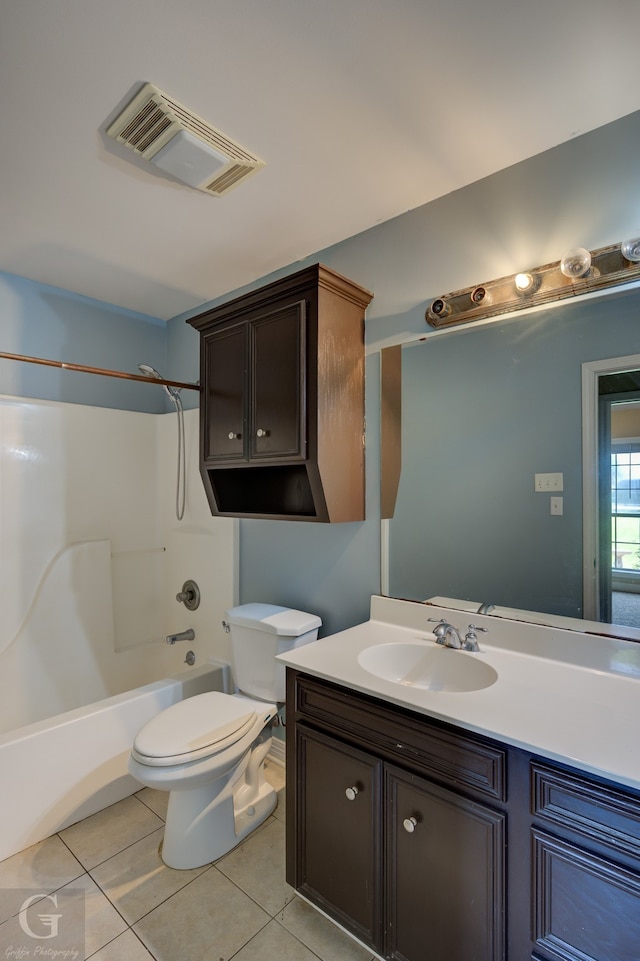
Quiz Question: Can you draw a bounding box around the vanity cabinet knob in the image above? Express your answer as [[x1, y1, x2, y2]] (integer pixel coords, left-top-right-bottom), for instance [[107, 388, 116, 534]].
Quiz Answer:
[[403, 816, 418, 834], [228, 431, 242, 440], [256, 427, 270, 438], [345, 786, 359, 801]]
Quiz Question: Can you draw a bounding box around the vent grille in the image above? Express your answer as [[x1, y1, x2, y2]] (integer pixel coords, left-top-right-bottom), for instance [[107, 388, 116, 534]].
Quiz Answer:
[[206, 163, 258, 195], [106, 83, 265, 195]]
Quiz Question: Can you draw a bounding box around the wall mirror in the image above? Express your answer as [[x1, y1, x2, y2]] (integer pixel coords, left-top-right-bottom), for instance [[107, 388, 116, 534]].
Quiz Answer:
[[385, 282, 640, 642]]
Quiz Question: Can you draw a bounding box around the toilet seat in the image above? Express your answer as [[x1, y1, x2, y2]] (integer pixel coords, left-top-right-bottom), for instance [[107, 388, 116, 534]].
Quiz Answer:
[[132, 692, 259, 767]]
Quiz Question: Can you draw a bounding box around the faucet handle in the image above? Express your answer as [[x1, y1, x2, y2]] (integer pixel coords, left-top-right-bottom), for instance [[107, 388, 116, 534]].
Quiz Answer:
[[428, 618, 448, 644], [463, 623, 488, 652]]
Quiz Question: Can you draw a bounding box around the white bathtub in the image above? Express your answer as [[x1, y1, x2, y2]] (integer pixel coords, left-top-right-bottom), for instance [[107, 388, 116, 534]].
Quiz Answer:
[[0, 662, 229, 863]]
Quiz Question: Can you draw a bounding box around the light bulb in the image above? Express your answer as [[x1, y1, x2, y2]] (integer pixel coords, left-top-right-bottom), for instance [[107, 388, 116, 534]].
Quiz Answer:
[[470, 286, 488, 305], [560, 247, 592, 280], [514, 272, 534, 292], [427, 298, 451, 321], [621, 238, 640, 263]]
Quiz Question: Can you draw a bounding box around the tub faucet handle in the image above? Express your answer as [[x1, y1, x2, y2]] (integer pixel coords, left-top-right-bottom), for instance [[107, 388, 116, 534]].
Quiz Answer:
[[176, 580, 200, 611]]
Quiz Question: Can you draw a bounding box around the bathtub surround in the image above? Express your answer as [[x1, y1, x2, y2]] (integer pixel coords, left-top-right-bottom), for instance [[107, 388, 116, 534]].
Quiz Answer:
[[0, 396, 237, 734], [0, 395, 238, 861]]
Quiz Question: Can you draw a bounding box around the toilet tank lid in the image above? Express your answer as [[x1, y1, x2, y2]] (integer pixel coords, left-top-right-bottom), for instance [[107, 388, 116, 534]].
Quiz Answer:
[[226, 603, 321, 636]]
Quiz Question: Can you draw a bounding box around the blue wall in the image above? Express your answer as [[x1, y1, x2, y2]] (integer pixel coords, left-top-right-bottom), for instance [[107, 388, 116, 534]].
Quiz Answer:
[[0, 272, 168, 413]]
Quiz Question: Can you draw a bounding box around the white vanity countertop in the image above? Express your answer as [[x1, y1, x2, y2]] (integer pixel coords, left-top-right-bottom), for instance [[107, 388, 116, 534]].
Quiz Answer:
[[277, 595, 640, 791]]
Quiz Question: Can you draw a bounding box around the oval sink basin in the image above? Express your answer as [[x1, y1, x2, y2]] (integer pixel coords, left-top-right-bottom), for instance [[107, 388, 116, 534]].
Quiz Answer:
[[357, 642, 498, 693]]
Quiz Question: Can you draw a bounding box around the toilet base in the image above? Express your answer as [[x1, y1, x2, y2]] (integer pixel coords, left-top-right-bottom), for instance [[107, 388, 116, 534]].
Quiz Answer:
[[160, 729, 276, 869]]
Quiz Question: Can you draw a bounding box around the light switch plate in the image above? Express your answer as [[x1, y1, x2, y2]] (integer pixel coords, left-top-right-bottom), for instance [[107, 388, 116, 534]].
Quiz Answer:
[[535, 472, 563, 492], [550, 496, 563, 515]]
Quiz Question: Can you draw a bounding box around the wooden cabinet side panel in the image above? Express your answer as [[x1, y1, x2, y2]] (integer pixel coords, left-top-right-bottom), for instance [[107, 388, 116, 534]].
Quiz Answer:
[[315, 286, 365, 522], [381, 345, 402, 519]]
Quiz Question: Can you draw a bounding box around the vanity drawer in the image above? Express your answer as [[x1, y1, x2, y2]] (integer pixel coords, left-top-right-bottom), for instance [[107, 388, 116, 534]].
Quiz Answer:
[[532, 762, 640, 860], [290, 671, 506, 802]]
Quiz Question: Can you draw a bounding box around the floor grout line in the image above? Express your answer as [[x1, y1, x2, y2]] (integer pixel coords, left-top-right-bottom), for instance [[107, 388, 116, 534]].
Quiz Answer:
[[2, 773, 366, 961]]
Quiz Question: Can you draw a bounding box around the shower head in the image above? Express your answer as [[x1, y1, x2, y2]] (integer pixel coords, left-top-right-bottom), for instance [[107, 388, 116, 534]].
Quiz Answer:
[[137, 364, 182, 404], [138, 363, 162, 380]]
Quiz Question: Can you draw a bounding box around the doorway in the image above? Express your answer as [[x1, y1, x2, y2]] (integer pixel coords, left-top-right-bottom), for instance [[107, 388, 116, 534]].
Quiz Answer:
[[583, 355, 640, 627], [600, 390, 640, 627]]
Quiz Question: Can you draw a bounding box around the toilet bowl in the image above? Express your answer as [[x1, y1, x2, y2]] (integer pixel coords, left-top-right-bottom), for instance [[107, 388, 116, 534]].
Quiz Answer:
[[129, 603, 321, 869]]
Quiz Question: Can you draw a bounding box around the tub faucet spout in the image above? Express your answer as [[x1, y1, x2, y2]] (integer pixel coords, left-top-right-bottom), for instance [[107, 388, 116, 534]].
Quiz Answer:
[[166, 629, 195, 645]]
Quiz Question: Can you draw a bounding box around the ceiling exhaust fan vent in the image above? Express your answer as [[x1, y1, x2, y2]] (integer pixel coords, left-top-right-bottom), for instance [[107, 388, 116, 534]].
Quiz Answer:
[[106, 83, 265, 196]]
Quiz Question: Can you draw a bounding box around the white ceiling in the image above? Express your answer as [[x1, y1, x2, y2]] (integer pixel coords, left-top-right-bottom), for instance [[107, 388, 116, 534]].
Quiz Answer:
[[2, 0, 640, 321]]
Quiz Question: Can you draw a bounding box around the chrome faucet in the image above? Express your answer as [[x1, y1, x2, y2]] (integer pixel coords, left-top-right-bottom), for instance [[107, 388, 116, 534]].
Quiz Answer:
[[476, 601, 495, 615], [428, 619, 463, 649], [428, 618, 487, 652], [166, 628, 195, 645]]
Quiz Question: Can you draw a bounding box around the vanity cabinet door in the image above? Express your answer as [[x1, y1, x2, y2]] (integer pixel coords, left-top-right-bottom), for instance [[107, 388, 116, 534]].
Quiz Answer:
[[385, 765, 506, 961], [294, 725, 383, 951]]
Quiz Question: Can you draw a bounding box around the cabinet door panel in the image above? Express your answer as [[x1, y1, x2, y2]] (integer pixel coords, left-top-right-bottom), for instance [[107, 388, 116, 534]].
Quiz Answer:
[[202, 323, 246, 462], [296, 726, 382, 949], [250, 300, 306, 460], [386, 766, 505, 961], [533, 829, 640, 961]]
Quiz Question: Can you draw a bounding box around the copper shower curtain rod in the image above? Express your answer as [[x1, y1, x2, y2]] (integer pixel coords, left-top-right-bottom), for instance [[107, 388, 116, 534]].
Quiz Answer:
[[0, 351, 201, 392]]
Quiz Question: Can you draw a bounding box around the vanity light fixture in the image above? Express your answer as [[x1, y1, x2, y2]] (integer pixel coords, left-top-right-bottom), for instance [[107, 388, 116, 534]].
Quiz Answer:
[[425, 237, 640, 329]]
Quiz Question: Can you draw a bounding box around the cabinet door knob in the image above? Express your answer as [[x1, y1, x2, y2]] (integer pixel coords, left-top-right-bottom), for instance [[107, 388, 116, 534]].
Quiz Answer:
[[345, 786, 359, 801], [256, 428, 270, 438], [403, 816, 418, 833], [228, 431, 242, 440]]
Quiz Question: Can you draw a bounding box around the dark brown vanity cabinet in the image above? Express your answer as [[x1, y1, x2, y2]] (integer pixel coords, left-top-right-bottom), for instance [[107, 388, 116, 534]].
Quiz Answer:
[[287, 669, 640, 961], [187, 264, 372, 521], [287, 671, 507, 961]]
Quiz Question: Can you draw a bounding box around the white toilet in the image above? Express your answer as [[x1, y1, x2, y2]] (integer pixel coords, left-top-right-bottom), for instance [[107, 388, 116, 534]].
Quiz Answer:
[[129, 603, 321, 869]]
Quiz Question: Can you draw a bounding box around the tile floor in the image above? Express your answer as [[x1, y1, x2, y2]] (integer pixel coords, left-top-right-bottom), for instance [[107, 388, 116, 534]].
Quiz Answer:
[[0, 761, 375, 960]]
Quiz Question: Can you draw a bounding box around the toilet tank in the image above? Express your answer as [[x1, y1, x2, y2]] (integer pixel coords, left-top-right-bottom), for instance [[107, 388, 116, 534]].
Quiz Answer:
[[225, 603, 321, 702]]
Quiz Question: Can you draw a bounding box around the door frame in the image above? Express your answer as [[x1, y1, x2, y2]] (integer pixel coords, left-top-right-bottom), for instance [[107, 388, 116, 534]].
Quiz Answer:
[[582, 353, 640, 619]]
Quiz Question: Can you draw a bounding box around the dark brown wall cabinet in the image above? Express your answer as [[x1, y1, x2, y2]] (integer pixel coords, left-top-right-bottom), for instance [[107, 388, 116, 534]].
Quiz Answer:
[[286, 670, 640, 961], [187, 264, 373, 521]]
